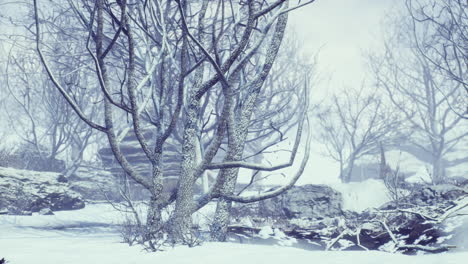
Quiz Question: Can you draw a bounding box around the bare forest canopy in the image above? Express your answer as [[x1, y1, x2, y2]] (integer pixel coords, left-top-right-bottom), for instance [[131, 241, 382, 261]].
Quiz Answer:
[[0, 0, 466, 251]]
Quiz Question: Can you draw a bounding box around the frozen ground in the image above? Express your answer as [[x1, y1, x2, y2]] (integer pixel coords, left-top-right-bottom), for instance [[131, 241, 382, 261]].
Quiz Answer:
[[1, 204, 467, 264]]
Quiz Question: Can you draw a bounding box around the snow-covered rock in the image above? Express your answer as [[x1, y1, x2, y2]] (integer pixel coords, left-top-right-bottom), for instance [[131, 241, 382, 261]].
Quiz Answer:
[[0, 166, 85, 214], [0, 147, 66, 173], [259, 184, 343, 219], [98, 129, 181, 198], [381, 183, 467, 209], [38, 208, 54, 215], [68, 167, 120, 201]]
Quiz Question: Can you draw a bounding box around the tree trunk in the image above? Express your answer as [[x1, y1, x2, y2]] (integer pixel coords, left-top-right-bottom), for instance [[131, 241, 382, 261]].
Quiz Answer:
[[173, 99, 199, 242], [432, 155, 445, 184], [144, 156, 165, 241], [211, 8, 289, 241], [344, 154, 356, 183], [210, 168, 239, 241], [210, 118, 248, 241]]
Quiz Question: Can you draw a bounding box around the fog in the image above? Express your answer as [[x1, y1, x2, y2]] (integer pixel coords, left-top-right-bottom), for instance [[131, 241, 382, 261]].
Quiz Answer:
[[0, 0, 466, 261]]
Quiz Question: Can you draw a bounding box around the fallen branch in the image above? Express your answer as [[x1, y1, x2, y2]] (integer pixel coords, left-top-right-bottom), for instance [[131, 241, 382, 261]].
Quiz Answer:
[[397, 244, 456, 253], [378, 195, 468, 224], [436, 196, 468, 223], [376, 219, 456, 253], [355, 227, 369, 251], [326, 230, 348, 251]]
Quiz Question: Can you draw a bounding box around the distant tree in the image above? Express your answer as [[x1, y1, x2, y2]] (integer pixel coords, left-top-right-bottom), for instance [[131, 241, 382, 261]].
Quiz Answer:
[[369, 12, 467, 184], [406, 0, 467, 117], [316, 85, 399, 183], [0, 9, 98, 174]]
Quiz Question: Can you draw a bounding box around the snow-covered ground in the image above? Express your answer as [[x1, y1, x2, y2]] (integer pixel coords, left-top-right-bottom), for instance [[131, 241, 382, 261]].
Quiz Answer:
[[1, 204, 467, 264], [3, 237, 468, 264]]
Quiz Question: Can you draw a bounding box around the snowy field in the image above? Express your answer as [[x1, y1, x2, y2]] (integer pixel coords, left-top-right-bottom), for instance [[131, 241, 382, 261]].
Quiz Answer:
[[1, 204, 467, 264]]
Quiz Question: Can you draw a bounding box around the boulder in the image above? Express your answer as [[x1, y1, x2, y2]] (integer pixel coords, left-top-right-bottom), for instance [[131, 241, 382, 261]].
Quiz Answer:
[[1, 148, 66, 173], [98, 129, 183, 198], [68, 167, 120, 201], [259, 184, 343, 219], [381, 183, 468, 210], [231, 184, 343, 222], [0, 166, 85, 214], [228, 183, 467, 254]]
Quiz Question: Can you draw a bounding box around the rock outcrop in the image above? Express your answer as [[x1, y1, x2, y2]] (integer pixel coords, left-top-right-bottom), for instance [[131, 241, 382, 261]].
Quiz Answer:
[[229, 183, 467, 254], [0, 148, 65, 173], [0, 166, 85, 215], [381, 182, 468, 209], [232, 184, 343, 221], [98, 129, 182, 197], [260, 184, 343, 219], [68, 166, 120, 201]]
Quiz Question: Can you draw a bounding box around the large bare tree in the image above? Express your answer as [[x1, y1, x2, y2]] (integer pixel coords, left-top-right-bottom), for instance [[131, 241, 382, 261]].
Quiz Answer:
[[31, 0, 315, 247]]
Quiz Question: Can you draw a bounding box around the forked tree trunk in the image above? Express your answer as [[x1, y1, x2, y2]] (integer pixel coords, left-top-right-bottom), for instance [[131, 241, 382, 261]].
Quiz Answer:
[[211, 137, 246, 241], [210, 8, 289, 241]]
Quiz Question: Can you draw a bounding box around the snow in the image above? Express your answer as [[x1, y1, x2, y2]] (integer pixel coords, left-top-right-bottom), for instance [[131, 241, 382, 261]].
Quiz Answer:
[[1, 203, 467, 264], [2, 234, 468, 264], [258, 226, 274, 239], [330, 179, 391, 212]]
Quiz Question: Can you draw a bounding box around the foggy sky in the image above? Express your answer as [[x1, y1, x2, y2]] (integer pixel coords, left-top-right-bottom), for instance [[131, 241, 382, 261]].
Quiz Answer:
[[290, 0, 401, 95]]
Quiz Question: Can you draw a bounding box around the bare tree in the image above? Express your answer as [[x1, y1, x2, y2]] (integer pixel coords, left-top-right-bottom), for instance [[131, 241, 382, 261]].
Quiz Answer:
[[31, 0, 315, 247], [316, 85, 400, 183], [406, 0, 467, 117], [0, 8, 97, 174], [369, 13, 467, 184]]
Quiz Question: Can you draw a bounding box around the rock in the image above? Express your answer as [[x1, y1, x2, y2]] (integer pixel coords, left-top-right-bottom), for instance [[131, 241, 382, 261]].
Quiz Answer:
[[230, 185, 343, 232], [98, 129, 184, 198], [0, 166, 85, 213], [68, 167, 120, 201], [258, 184, 343, 219], [381, 183, 467, 210], [446, 176, 468, 187], [361, 222, 380, 231], [38, 208, 54, 215], [230, 183, 466, 254], [3, 147, 66, 173]]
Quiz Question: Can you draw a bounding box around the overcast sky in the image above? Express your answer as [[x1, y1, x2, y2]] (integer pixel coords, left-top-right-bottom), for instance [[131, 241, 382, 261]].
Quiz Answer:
[[290, 0, 400, 96]]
